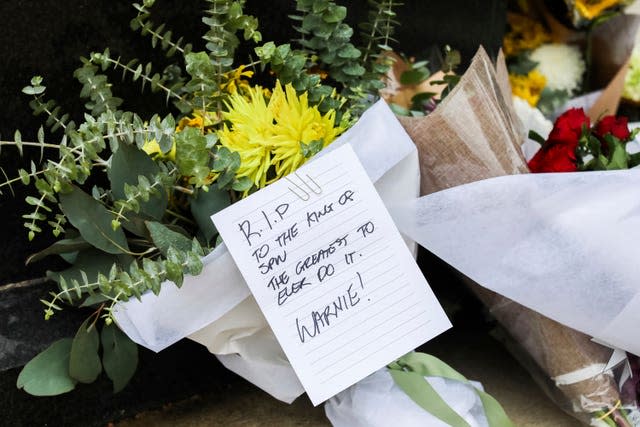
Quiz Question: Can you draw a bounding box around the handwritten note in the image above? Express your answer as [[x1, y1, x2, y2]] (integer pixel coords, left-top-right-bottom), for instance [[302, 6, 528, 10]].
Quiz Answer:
[[212, 144, 451, 405]]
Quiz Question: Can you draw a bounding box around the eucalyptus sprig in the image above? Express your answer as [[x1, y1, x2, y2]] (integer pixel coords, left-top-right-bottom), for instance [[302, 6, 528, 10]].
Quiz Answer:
[[4, 0, 404, 396]]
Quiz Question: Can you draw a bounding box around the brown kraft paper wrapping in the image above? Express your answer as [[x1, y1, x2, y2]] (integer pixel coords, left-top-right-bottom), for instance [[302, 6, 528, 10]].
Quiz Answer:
[[397, 46, 620, 419]]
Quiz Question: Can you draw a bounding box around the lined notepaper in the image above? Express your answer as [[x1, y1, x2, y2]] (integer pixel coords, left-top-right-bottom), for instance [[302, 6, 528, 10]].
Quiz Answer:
[[212, 144, 451, 405]]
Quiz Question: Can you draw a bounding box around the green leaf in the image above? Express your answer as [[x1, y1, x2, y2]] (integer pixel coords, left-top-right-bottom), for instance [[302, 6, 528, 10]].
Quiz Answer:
[[108, 141, 168, 220], [47, 249, 131, 302], [389, 353, 515, 427], [17, 338, 77, 396], [323, 4, 347, 23], [400, 68, 430, 85], [528, 130, 546, 146], [146, 221, 193, 256], [59, 186, 129, 254], [389, 103, 411, 116], [26, 236, 91, 265], [410, 92, 436, 110], [185, 51, 215, 79], [190, 187, 230, 242], [255, 41, 276, 60], [79, 294, 109, 308], [101, 324, 138, 393], [300, 140, 324, 158], [606, 137, 628, 170], [508, 53, 538, 76], [69, 317, 102, 383], [231, 177, 253, 192], [174, 127, 211, 187]]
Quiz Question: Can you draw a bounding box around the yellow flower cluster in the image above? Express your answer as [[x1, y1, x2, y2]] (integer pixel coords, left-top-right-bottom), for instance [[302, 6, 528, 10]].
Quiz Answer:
[[221, 65, 254, 95], [509, 70, 547, 107], [217, 81, 345, 189], [503, 14, 551, 57], [574, 0, 623, 20]]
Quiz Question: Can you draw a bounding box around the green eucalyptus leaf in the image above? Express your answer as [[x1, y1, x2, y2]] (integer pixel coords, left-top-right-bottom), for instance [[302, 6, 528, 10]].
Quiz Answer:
[[59, 186, 129, 254], [190, 187, 230, 242], [175, 127, 211, 187], [231, 177, 253, 192], [47, 249, 132, 302], [79, 294, 109, 308], [146, 221, 193, 256], [26, 236, 91, 265], [101, 324, 138, 393], [16, 338, 76, 396], [185, 51, 215, 79], [17, 338, 77, 396], [69, 318, 102, 383], [108, 141, 167, 220], [300, 140, 324, 158]]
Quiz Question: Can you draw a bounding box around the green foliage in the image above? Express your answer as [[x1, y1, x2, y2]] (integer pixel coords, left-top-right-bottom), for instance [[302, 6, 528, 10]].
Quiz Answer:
[[508, 52, 538, 76], [175, 126, 216, 188], [578, 132, 636, 171], [4, 0, 408, 396], [146, 221, 193, 256], [69, 317, 102, 384], [89, 49, 186, 105], [18, 321, 140, 396], [190, 187, 230, 242], [60, 185, 130, 254], [210, 145, 241, 189], [537, 88, 569, 117], [130, 0, 193, 57], [17, 339, 77, 396], [101, 324, 138, 393], [74, 61, 123, 115], [108, 141, 168, 222]]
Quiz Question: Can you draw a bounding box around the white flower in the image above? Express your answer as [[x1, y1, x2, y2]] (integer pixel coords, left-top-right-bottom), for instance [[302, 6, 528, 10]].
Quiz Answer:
[[530, 43, 585, 95], [512, 95, 553, 161]]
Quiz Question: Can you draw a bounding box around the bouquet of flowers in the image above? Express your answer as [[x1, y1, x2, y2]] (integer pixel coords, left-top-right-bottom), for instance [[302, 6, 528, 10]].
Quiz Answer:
[[1, 1, 514, 425], [396, 47, 640, 426], [503, 0, 639, 117]]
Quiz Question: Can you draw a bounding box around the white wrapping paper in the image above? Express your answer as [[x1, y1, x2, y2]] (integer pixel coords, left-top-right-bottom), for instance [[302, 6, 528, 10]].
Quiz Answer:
[[389, 170, 640, 357], [325, 369, 489, 427], [114, 100, 421, 402], [114, 98, 640, 405]]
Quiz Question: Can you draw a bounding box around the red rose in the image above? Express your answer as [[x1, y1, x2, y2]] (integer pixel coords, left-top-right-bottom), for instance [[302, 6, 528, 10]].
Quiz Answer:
[[593, 115, 630, 142], [528, 142, 578, 173], [527, 108, 586, 173], [546, 108, 590, 149]]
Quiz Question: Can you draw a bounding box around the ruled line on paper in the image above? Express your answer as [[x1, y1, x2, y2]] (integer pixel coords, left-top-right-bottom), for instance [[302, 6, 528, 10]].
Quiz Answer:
[[304, 291, 418, 359], [283, 269, 405, 318], [312, 303, 426, 373], [319, 317, 432, 384]]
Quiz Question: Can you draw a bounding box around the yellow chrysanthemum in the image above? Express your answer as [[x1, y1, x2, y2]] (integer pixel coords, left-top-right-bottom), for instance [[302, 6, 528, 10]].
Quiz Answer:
[[270, 81, 344, 177], [216, 80, 345, 192], [574, 0, 622, 20], [503, 14, 551, 57], [218, 85, 276, 188], [510, 70, 546, 107]]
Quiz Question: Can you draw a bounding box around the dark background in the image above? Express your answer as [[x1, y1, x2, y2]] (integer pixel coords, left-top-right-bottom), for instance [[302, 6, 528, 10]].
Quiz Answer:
[[0, 1, 506, 425], [0, 0, 506, 284]]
